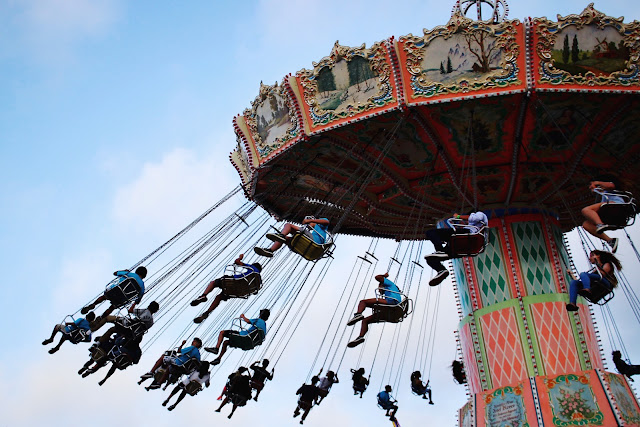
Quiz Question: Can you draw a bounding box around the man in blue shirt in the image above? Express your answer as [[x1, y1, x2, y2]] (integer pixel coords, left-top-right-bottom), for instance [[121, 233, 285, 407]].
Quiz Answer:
[[204, 309, 270, 365], [192, 254, 262, 324], [346, 273, 403, 348], [255, 216, 330, 257], [42, 311, 96, 354], [141, 337, 203, 390], [81, 266, 148, 318], [377, 385, 398, 421]]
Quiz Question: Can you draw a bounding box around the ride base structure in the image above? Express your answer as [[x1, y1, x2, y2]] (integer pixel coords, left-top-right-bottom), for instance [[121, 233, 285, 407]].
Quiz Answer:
[[229, 2, 640, 426]]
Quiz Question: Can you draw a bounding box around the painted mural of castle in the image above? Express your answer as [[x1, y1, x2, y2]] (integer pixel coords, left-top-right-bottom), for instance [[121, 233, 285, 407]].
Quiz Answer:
[[420, 33, 503, 83], [551, 25, 629, 75]]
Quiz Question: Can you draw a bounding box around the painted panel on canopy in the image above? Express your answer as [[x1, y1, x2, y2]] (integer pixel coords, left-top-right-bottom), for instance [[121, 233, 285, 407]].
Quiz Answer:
[[294, 40, 398, 133], [459, 399, 474, 427], [476, 382, 537, 427], [419, 96, 516, 166], [524, 92, 603, 158], [604, 372, 640, 426], [534, 371, 616, 427], [464, 165, 511, 208], [533, 4, 640, 91], [586, 99, 640, 174], [243, 81, 303, 163], [396, 13, 525, 104], [327, 114, 439, 180]]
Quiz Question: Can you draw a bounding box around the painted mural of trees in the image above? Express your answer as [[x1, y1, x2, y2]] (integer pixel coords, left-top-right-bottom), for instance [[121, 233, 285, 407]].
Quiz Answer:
[[562, 34, 570, 63], [447, 56, 453, 73], [347, 56, 376, 90], [463, 31, 500, 73], [571, 35, 580, 63], [317, 67, 336, 94]]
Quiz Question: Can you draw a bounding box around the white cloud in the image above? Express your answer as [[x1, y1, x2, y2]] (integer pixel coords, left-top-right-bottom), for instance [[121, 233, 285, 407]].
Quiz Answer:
[[111, 147, 239, 236], [18, 0, 120, 64]]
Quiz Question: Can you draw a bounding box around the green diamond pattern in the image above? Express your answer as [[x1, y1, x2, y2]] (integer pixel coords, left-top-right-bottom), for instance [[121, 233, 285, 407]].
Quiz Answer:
[[512, 222, 555, 295], [452, 258, 472, 316], [475, 228, 511, 306]]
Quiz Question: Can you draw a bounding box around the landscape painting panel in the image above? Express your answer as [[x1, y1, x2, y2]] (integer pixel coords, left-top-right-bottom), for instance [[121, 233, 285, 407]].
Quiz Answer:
[[315, 56, 380, 112], [256, 92, 291, 146], [551, 25, 629, 75], [420, 32, 504, 84]]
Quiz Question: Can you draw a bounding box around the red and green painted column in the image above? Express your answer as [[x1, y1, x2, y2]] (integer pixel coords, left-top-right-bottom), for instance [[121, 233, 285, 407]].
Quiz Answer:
[[452, 212, 640, 426]]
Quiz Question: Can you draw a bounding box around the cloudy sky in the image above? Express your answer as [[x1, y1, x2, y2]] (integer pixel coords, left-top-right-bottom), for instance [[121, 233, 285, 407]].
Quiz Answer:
[[2, 1, 640, 426]]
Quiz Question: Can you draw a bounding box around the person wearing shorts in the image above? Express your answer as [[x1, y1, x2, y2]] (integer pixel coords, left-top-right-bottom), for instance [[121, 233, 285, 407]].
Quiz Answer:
[[346, 273, 402, 348], [255, 216, 330, 257]]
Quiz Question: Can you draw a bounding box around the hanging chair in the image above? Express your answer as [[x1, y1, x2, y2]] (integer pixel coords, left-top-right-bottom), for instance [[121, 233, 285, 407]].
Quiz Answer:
[[219, 265, 262, 298], [595, 189, 638, 230], [446, 218, 488, 257], [185, 381, 203, 396], [287, 228, 335, 261], [371, 288, 413, 324], [578, 271, 616, 306], [104, 277, 142, 308], [227, 317, 266, 350], [62, 316, 92, 344]]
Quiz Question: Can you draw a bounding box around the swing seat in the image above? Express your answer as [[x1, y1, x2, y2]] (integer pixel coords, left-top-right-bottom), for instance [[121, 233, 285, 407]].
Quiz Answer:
[[185, 381, 202, 396], [411, 385, 428, 396], [105, 278, 142, 308], [446, 218, 488, 257], [353, 383, 367, 393], [598, 191, 638, 230], [220, 273, 262, 298], [90, 345, 108, 363], [66, 327, 91, 344], [371, 289, 413, 323], [288, 232, 334, 261], [228, 328, 265, 350], [578, 279, 614, 305], [108, 345, 133, 370]]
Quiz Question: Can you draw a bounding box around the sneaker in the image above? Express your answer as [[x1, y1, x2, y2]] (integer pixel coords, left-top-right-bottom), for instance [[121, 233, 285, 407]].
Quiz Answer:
[[347, 336, 365, 348], [429, 401, 434, 405], [266, 233, 287, 243], [347, 313, 364, 326], [194, 312, 210, 324], [48, 347, 59, 354], [254, 247, 274, 257], [608, 238, 619, 253], [78, 367, 87, 375], [146, 384, 161, 390], [42, 338, 53, 345], [212, 358, 221, 366], [190, 295, 207, 306], [565, 303, 579, 312], [168, 405, 175, 411], [425, 251, 449, 259], [595, 224, 611, 234], [429, 270, 449, 287], [80, 303, 95, 315], [204, 346, 219, 354], [140, 372, 153, 380]]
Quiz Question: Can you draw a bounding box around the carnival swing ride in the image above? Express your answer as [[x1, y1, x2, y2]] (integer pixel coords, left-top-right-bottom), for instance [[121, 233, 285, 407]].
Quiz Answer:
[[45, 1, 640, 425]]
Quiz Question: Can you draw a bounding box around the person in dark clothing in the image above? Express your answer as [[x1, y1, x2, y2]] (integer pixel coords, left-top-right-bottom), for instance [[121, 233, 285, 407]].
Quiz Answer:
[[452, 360, 467, 384], [249, 359, 274, 401], [293, 376, 320, 425], [351, 367, 369, 398], [216, 367, 252, 419], [613, 351, 640, 380]]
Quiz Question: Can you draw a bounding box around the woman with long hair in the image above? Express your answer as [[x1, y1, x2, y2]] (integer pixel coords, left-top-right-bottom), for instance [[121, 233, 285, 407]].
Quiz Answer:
[[566, 250, 621, 311]]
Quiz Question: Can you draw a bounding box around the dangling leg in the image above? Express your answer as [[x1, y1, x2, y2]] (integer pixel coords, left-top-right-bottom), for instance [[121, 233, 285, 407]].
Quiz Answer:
[[168, 389, 188, 411], [98, 363, 118, 386], [163, 384, 181, 406], [43, 324, 63, 345], [48, 333, 69, 354]]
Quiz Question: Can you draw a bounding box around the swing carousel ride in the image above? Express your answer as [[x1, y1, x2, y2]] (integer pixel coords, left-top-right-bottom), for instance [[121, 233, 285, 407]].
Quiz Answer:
[[48, 1, 640, 426]]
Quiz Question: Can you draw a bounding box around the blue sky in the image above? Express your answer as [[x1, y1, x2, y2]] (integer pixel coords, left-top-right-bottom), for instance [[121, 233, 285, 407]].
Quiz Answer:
[[2, 1, 640, 426]]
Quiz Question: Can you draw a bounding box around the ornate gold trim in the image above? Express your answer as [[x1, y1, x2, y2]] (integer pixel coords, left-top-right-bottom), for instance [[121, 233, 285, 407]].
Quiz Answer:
[[243, 81, 300, 158], [400, 11, 522, 99], [534, 3, 640, 87], [297, 40, 394, 127]]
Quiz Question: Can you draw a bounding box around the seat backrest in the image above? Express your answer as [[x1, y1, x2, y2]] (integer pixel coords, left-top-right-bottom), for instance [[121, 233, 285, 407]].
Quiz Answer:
[[449, 229, 487, 257], [581, 279, 614, 305], [599, 203, 637, 229], [289, 233, 332, 261], [220, 273, 262, 298]]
